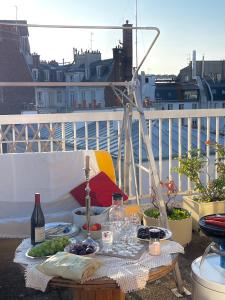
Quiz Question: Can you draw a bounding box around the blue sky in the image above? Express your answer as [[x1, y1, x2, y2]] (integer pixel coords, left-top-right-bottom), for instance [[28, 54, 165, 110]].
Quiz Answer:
[[1, 0, 225, 75]]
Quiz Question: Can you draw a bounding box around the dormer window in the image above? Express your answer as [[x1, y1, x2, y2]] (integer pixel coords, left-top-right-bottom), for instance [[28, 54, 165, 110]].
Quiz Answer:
[[44, 70, 50, 81], [32, 68, 38, 81], [96, 65, 102, 79], [85, 68, 90, 80], [56, 70, 62, 81]]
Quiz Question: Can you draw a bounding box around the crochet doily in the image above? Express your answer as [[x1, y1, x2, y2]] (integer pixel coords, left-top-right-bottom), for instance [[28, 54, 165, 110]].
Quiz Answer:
[[14, 238, 184, 293]]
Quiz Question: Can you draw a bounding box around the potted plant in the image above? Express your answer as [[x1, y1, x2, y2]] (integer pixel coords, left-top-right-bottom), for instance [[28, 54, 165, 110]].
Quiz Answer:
[[174, 141, 225, 231], [143, 179, 192, 246]]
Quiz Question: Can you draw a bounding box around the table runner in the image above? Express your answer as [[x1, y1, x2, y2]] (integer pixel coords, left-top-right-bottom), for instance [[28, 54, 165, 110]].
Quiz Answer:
[[14, 238, 184, 293]]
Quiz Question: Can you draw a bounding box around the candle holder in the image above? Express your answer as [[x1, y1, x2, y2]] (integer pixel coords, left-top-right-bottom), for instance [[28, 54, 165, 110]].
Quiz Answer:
[[82, 156, 99, 248]]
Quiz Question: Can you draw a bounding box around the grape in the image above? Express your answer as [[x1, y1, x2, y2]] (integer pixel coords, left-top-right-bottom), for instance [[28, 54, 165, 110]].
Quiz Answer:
[[137, 227, 166, 240], [28, 236, 70, 257], [66, 242, 96, 255]]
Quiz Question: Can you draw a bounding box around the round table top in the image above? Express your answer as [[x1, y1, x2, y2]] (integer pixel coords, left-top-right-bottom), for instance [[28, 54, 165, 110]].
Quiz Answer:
[[50, 254, 178, 290]]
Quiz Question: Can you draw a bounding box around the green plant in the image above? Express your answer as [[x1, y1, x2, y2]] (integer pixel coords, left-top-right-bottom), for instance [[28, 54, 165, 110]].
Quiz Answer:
[[145, 179, 190, 220], [173, 141, 225, 202]]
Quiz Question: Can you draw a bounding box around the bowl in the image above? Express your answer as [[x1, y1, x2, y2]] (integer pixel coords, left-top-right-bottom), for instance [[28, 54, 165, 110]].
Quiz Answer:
[[73, 206, 108, 228], [64, 242, 99, 256]]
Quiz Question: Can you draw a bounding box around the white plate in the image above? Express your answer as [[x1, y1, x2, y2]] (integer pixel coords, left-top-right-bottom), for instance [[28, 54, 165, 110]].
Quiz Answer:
[[137, 226, 172, 242], [26, 237, 74, 259], [25, 248, 51, 259], [45, 222, 80, 238]]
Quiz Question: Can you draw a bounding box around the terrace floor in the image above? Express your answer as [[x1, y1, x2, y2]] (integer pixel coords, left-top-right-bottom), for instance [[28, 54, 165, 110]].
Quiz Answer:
[[0, 232, 211, 300]]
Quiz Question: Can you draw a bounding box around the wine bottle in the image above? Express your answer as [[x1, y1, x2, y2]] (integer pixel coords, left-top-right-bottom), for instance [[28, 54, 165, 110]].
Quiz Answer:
[[31, 193, 45, 245]]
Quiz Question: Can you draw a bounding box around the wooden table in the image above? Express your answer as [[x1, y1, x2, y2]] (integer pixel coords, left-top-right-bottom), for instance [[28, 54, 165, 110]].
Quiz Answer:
[[50, 255, 178, 300]]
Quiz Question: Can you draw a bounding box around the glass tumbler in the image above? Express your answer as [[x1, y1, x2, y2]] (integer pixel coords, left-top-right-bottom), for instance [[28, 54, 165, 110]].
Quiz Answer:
[[101, 223, 113, 252]]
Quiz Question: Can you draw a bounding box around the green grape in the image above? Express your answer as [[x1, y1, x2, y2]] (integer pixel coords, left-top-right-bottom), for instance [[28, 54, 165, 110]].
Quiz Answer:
[[29, 236, 70, 257]]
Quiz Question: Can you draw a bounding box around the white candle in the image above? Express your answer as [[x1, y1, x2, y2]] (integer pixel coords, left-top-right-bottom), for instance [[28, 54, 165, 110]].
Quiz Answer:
[[149, 241, 161, 256], [85, 155, 90, 170]]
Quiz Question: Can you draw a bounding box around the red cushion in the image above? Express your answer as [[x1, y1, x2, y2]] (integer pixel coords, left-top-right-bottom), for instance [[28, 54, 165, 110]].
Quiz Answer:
[[70, 171, 128, 207]]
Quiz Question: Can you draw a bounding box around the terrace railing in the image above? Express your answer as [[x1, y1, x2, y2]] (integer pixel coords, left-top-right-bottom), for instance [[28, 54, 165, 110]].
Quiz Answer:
[[0, 108, 225, 198]]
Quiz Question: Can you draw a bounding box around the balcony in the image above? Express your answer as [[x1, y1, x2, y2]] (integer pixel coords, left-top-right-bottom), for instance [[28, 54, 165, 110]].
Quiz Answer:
[[1, 108, 221, 300], [1, 108, 224, 197]]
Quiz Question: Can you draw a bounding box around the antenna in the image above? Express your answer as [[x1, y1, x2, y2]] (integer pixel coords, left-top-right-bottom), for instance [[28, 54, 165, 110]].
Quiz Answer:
[[14, 5, 18, 32], [90, 32, 94, 51]]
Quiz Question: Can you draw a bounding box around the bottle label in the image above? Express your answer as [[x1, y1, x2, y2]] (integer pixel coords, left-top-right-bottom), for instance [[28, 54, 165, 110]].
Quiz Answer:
[[35, 227, 45, 243]]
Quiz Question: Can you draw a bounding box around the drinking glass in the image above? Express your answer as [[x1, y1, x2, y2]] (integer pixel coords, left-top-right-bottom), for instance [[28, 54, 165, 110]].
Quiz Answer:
[[101, 223, 113, 252]]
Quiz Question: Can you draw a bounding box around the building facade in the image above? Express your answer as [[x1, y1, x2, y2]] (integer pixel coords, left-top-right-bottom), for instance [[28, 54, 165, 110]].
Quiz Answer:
[[31, 21, 133, 113], [0, 20, 35, 114]]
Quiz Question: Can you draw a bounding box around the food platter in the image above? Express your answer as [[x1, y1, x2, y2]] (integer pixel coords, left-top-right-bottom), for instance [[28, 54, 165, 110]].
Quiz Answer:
[[45, 222, 79, 238], [26, 236, 72, 259], [25, 248, 51, 259], [199, 214, 225, 239], [137, 225, 172, 242]]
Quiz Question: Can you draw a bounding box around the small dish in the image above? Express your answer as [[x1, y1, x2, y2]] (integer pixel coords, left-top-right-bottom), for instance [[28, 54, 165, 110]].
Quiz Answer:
[[64, 242, 99, 256], [137, 225, 172, 242], [73, 206, 108, 227], [45, 222, 79, 238]]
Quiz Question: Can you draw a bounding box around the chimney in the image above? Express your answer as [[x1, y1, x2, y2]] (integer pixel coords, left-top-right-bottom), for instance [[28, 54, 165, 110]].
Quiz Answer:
[[201, 55, 205, 78], [192, 50, 197, 80], [123, 20, 133, 81], [32, 53, 40, 68]]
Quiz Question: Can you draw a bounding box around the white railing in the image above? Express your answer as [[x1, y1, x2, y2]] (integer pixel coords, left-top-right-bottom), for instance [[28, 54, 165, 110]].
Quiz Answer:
[[0, 108, 225, 197]]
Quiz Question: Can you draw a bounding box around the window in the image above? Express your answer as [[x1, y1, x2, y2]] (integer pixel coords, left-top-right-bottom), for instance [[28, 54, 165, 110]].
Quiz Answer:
[[0, 88, 4, 103], [44, 70, 50, 81], [156, 92, 161, 99], [96, 66, 102, 78], [192, 119, 197, 128], [91, 90, 95, 100], [222, 90, 225, 95], [57, 91, 63, 104], [145, 77, 149, 83], [168, 92, 172, 98], [192, 103, 197, 109], [32, 68, 38, 81], [168, 104, 173, 110], [179, 104, 184, 110], [222, 103, 225, 108], [37, 91, 43, 105], [214, 103, 218, 108], [70, 92, 77, 107], [184, 90, 198, 100], [217, 74, 221, 81], [56, 71, 62, 81], [81, 91, 85, 101], [212, 89, 216, 95], [85, 68, 89, 80], [49, 93, 54, 107]]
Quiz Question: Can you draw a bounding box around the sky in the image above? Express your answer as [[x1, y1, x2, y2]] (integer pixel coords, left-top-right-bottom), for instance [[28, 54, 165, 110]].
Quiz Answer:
[[1, 0, 225, 75]]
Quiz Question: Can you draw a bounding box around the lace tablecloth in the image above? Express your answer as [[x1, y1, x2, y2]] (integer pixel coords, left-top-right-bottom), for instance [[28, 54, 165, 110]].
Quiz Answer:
[[14, 238, 184, 293]]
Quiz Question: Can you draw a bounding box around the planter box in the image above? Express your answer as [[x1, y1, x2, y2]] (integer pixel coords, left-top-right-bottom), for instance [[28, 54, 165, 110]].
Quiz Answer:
[[182, 195, 225, 231], [143, 213, 192, 246]]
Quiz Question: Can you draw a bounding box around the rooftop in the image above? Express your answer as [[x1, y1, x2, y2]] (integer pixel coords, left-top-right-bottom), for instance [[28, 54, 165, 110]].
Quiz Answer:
[[0, 232, 211, 300]]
